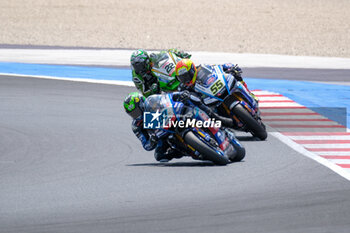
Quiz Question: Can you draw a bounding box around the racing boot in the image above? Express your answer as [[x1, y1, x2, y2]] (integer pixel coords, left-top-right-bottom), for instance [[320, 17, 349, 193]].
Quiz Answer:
[[154, 143, 183, 162]]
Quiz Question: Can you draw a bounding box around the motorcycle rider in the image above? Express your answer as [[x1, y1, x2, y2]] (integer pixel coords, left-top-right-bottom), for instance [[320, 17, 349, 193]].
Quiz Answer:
[[123, 91, 236, 162], [130, 49, 191, 97], [175, 58, 258, 101], [123, 92, 179, 162]]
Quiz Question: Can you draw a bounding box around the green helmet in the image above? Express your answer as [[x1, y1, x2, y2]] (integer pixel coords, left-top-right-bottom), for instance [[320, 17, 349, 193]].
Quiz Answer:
[[123, 92, 146, 119], [130, 49, 150, 75]]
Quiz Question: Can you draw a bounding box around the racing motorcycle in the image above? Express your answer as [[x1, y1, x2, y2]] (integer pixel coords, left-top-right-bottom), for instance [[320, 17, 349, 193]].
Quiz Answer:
[[195, 65, 267, 140], [144, 93, 245, 165], [150, 51, 182, 92]]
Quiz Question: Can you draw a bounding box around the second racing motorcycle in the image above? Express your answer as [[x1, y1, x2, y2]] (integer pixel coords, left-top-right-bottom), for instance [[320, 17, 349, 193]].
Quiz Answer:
[[194, 65, 267, 140]]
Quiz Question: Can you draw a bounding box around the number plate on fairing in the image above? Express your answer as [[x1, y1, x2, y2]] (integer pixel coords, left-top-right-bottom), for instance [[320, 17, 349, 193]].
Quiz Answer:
[[151, 52, 179, 83], [195, 65, 227, 101]]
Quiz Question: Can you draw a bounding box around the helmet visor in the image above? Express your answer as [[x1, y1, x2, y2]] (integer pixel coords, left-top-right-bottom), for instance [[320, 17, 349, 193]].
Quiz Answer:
[[132, 61, 148, 74], [177, 64, 196, 85], [128, 106, 143, 119]]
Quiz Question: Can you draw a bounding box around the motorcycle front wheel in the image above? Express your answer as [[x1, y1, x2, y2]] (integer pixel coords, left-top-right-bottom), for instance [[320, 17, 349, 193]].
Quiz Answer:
[[184, 131, 230, 165], [232, 104, 268, 140]]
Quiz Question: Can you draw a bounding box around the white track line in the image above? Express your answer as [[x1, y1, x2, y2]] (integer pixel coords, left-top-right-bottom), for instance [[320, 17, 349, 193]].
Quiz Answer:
[[302, 144, 350, 149], [316, 152, 350, 156], [1, 49, 350, 69], [287, 135, 350, 140], [327, 159, 350, 164], [252, 90, 281, 95], [0, 73, 135, 86], [259, 102, 303, 107], [258, 97, 292, 101]]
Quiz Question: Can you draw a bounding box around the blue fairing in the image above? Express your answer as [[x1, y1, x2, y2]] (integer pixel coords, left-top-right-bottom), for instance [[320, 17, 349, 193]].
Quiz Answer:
[[167, 93, 184, 120]]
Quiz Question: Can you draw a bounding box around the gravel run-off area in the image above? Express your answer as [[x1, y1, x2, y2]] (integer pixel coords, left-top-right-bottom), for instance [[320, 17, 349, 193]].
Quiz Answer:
[[0, 0, 349, 58]]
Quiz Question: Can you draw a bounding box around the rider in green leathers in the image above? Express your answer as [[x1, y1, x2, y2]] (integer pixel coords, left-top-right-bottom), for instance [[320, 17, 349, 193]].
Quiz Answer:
[[130, 49, 191, 97]]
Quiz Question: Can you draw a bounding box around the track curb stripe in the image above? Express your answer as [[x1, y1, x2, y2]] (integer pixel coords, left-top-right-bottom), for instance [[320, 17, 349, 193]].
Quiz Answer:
[[261, 112, 320, 116], [259, 100, 295, 103], [294, 140, 350, 144], [321, 156, 350, 159], [282, 132, 350, 136], [260, 106, 307, 109], [307, 148, 350, 152], [264, 119, 332, 122], [254, 90, 350, 180]]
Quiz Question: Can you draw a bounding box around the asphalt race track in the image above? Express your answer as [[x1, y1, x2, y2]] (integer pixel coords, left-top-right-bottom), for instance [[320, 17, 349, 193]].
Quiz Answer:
[[1, 75, 350, 233]]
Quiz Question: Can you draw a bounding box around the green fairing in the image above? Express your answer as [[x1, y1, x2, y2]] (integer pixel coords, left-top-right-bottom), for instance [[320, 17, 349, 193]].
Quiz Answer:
[[150, 50, 184, 92], [159, 78, 179, 91], [131, 70, 143, 89]]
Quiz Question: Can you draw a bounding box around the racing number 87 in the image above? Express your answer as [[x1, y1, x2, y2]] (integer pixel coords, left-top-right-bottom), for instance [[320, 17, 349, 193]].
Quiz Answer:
[[210, 80, 224, 95]]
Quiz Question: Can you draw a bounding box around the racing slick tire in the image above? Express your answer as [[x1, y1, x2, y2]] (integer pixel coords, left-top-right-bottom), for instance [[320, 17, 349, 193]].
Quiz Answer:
[[232, 104, 268, 140], [184, 131, 230, 165]]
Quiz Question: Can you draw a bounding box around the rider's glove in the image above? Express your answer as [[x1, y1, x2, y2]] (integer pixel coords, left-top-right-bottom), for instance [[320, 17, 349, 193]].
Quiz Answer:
[[170, 49, 192, 59], [177, 51, 191, 59], [228, 64, 243, 81], [178, 90, 190, 102], [150, 83, 160, 95], [177, 82, 190, 91]]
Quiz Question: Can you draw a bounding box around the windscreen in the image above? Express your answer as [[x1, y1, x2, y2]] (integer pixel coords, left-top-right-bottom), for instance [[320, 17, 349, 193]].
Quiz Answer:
[[197, 65, 213, 81], [144, 94, 175, 113], [153, 53, 170, 68]]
